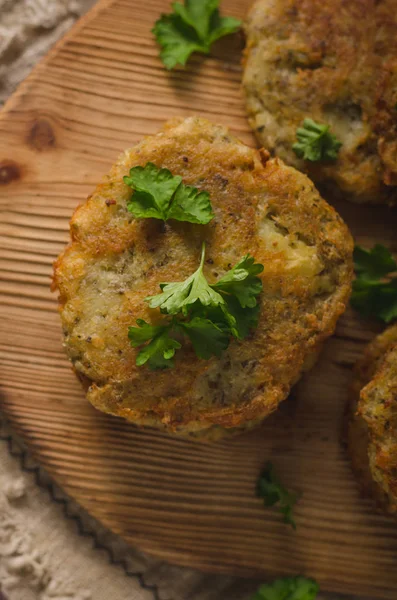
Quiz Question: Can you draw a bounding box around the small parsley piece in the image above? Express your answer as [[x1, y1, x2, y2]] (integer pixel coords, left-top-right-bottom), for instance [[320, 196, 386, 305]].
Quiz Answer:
[[352, 244, 397, 323], [128, 320, 181, 369], [354, 244, 397, 280], [129, 244, 264, 369], [179, 317, 230, 359], [146, 244, 225, 315], [213, 254, 264, 308], [124, 162, 214, 224], [152, 0, 241, 70], [292, 118, 342, 162], [221, 296, 261, 340], [251, 576, 319, 600], [257, 463, 298, 529], [128, 317, 229, 369], [128, 318, 166, 346], [200, 297, 260, 340]]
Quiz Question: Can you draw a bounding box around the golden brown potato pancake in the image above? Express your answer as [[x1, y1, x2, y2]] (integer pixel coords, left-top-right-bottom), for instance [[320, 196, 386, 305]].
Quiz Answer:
[[243, 0, 397, 204], [53, 117, 353, 439], [348, 325, 397, 516]]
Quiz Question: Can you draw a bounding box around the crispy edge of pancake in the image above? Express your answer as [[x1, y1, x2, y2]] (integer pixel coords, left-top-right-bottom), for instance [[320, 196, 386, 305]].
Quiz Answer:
[[347, 325, 397, 515]]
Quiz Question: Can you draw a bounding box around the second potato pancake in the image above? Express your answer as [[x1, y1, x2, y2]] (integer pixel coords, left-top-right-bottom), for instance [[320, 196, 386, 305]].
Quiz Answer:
[[243, 0, 397, 204]]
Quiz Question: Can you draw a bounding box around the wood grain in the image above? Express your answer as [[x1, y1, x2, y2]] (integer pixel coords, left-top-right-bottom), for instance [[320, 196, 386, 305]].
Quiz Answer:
[[1, 1, 397, 598]]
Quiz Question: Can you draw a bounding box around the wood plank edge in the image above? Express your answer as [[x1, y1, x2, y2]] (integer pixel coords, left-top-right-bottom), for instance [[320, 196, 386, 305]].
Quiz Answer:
[[0, 0, 115, 119]]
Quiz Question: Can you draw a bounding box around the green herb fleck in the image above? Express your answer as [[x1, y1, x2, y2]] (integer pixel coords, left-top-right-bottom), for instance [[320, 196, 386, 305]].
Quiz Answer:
[[352, 244, 397, 323], [257, 463, 298, 529], [152, 0, 241, 70], [212, 254, 264, 308], [124, 162, 214, 224], [179, 317, 229, 359], [292, 118, 342, 162], [251, 576, 319, 600], [128, 319, 181, 369]]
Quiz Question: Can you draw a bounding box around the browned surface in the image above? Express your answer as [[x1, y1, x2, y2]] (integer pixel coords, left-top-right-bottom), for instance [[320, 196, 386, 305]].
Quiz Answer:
[[349, 325, 397, 516], [53, 116, 352, 438], [1, 0, 397, 598], [243, 0, 397, 203]]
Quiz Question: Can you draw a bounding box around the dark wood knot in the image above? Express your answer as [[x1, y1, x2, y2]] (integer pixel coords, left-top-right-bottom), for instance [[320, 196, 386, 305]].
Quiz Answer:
[[28, 117, 56, 151], [0, 160, 21, 184]]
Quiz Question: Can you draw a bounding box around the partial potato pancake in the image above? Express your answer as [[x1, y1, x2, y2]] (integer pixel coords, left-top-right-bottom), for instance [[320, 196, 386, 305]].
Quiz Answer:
[[243, 0, 397, 204], [53, 117, 353, 439], [348, 325, 397, 515]]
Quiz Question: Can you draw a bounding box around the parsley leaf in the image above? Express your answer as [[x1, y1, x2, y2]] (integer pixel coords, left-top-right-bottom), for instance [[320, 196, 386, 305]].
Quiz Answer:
[[222, 297, 261, 340], [128, 320, 181, 369], [172, 0, 219, 40], [146, 243, 225, 315], [152, 16, 206, 70], [129, 244, 264, 369], [251, 576, 319, 600], [292, 118, 342, 162], [257, 463, 298, 529], [354, 244, 397, 280], [167, 183, 214, 224], [128, 318, 166, 346], [128, 316, 229, 369], [179, 317, 230, 358], [152, 0, 241, 70], [351, 244, 397, 323], [124, 162, 214, 224], [213, 254, 264, 308], [147, 245, 264, 335], [198, 298, 260, 340]]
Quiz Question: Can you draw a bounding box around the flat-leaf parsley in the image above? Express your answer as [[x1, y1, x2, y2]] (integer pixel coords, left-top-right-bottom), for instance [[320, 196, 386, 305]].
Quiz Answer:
[[351, 244, 397, 323], [124, 162, 214, 224], [128, 243, 263, 369], [251, 576, 319, 600], [129, 320, 182, 370], [292, 118, 342, 162], [213, 254, 264, 308], [146, 243, 224, 315], [257, 463, 298, 529], [152, 0, 241, 70]]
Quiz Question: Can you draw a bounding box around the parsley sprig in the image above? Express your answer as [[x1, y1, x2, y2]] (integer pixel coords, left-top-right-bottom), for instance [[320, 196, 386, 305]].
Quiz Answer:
[[124, 162, 214, 224], [129, 317, 228, 369], [257, 463, 298, 529], [146, 243, 224, 314], [251, 576, 319, 600], [128, 243, 264, 369], [152, 0, 241, 70], [351, 244, 397, 323], [292, 118, 342, 162]]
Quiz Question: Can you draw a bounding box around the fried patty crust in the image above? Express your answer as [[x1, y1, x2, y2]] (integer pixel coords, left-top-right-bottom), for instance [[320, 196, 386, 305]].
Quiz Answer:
[[53, 117, 353, 439], [348, 325, 397, 515], [243, 0, 397, 204]]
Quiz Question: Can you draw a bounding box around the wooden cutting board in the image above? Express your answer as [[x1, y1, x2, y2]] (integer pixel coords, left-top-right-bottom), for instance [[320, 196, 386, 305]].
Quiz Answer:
[[1, 0, 397, 597]]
